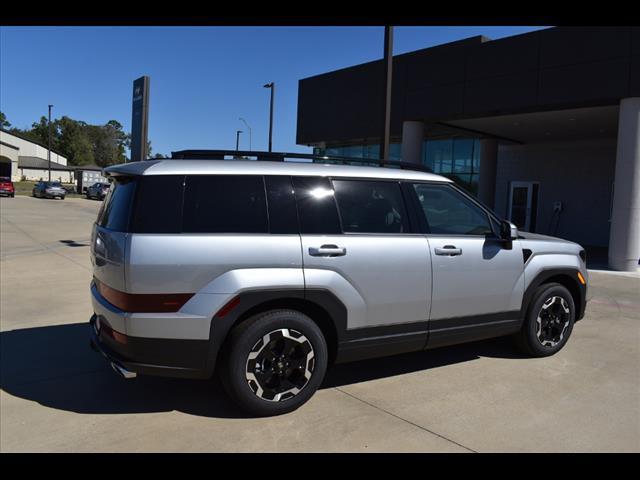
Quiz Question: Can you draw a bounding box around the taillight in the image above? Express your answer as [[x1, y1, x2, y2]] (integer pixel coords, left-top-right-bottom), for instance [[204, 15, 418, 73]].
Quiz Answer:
[[94, 279, 193, 313]]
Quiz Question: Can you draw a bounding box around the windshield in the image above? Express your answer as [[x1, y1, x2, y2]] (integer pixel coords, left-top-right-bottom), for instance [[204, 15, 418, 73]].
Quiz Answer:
[[46, 182, 62, 187]]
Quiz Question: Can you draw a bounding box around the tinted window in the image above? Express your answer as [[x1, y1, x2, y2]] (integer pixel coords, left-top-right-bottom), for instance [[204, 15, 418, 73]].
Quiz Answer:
[[131, 175, 184, 233], [412, 183, 492, 235], [182, 175, 268, 233], [333, 180, 409, 234], [97, 177, 136, 232], [265, 176, 298, 234], [292, 176, 341, 234]]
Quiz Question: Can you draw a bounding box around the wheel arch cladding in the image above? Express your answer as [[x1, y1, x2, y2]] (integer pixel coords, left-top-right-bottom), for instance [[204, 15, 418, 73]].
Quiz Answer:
[[523, 269, 585, 322], [205, 289, 344, 377], [233, 298, 339, 364]]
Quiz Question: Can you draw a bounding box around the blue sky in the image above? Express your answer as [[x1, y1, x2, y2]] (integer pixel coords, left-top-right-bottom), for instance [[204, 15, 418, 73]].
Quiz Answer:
[[0, 26, 548, 156]]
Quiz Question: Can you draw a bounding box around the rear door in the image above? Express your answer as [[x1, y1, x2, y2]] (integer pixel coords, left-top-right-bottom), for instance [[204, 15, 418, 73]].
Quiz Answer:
[[295, 176, 431, 330]]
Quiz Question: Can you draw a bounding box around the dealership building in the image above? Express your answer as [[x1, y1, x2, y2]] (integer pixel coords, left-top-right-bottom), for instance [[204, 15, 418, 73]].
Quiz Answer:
[[0, 128, 72, 182], [296, 26, 639, 272]]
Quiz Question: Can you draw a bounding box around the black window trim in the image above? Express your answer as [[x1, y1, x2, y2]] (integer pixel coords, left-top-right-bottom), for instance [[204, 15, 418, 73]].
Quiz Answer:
[[264, 175, 300, 235]]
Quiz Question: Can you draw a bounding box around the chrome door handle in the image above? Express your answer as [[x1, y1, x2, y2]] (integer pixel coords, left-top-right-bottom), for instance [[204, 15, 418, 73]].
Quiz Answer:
[[434, 245, 462, 256], [309, 245, 347, 257]]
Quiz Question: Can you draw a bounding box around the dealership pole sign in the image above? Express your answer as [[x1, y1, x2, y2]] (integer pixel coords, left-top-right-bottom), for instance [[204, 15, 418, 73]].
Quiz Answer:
[[130, 76, 150, 162]]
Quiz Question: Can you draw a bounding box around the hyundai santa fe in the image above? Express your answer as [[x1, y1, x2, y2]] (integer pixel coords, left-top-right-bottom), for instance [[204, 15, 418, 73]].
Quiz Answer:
[[89, 151, 588, 416]]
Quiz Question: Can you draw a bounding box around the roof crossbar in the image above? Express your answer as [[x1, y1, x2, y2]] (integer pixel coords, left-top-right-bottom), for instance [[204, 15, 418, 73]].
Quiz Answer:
[[169, 149, 433, 174]]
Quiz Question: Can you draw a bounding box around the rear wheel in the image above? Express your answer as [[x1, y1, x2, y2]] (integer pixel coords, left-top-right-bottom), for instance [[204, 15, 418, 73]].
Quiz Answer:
[[514, 283, 575, 357], [219, 309, 328, 416]]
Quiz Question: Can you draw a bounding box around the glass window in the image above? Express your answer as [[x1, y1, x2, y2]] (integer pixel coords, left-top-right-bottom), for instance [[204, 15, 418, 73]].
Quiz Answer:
[[292, 176, 341, 234], [424, 139, 454, 174], [453, 138, 473, 174], [131, 175, 184, 233], [98, 177, 137, 232], [333, 180, 408, 234], [182, 175, 268, 233], [412, 183, 493, 236], [265, 175, 298, 234]]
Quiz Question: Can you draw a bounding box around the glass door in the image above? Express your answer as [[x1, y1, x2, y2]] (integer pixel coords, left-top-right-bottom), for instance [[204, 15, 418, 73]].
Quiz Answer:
[[508, 181, 539, 232]]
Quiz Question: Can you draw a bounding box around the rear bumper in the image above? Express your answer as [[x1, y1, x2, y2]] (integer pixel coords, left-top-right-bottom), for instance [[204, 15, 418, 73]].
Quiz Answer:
[[89, 314, 211, 379], [89, 284, 212, 379]]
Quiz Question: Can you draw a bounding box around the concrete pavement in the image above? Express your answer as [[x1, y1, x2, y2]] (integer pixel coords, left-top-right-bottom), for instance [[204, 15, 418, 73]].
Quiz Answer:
[[1, 195, 639, 452]]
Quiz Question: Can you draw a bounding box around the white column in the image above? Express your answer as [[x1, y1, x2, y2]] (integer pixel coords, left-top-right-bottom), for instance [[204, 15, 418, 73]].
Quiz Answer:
[[609, 97, 640, 272], [401, 121, 424, 164], [478, 138, 498, 208]]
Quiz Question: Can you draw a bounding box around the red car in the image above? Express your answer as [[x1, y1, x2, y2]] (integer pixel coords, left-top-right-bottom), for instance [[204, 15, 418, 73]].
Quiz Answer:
[[0, 177, 15, 198]]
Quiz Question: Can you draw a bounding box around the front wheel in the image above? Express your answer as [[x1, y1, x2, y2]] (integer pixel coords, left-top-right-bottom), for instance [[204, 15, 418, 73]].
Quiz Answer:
[[219, 309, 328, 416], [514, 283, 575, 357]]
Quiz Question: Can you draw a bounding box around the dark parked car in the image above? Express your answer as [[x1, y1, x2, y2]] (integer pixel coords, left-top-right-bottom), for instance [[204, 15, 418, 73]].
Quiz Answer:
[[86, 182, 110, 200], [32, 181, 66, 200], [0, 177, 15, 197]]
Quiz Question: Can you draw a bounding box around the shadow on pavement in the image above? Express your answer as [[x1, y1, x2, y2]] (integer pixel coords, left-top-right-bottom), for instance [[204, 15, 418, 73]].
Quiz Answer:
[[0, 322, 522, 418], [59, 240, 90, 247]]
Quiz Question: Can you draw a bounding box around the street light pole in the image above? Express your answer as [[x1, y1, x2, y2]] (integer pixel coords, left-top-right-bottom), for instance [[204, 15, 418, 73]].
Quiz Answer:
[[381, 26, 393, 165], [47, 104, 53, 182], [236, 130, 243, 151], [263, 82, 275, 152], [239, 117, 252, 151]]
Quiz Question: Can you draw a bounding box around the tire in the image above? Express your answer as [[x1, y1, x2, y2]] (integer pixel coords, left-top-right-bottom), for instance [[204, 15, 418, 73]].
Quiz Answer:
[[219, 309, 328, 417], [514, 283, 575, 357]]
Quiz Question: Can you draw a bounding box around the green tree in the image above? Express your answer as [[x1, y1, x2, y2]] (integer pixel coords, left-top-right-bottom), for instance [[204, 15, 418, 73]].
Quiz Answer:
[[57, 116, 94, 166], [0, 111, 11, 129]]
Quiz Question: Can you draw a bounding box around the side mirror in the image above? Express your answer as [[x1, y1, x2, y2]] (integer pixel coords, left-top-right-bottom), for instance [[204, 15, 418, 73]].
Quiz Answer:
[[500, 220, 518, 240]]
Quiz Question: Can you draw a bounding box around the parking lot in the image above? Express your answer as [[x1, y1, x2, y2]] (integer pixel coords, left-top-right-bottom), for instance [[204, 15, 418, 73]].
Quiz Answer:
[[0, 195, 638, 452]]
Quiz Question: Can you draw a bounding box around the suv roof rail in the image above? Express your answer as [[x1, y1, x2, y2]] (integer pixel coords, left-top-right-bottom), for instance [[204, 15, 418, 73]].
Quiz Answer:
[[169, 149, 433, 174]]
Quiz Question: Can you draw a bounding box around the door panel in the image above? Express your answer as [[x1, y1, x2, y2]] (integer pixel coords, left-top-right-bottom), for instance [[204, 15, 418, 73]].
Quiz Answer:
[[408, 182, 524, 325], [301, 235, 432, 329], [428, 236, 524, 321]]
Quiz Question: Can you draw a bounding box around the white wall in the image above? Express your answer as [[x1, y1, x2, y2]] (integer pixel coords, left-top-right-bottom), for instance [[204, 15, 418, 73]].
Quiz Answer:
[[495, 138, 617, 247], [19, 168, 73, 183]]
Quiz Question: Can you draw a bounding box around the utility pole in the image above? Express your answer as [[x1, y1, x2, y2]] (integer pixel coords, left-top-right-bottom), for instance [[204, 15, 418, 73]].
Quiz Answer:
[[263, 82, 275, 152], [48, 104, 53, 182], [381, 26, 393, 164], [239, 117, 252, 151]]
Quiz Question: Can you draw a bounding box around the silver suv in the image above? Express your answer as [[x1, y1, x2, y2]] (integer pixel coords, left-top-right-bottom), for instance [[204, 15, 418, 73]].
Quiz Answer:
[[89, 151, 588, 416]]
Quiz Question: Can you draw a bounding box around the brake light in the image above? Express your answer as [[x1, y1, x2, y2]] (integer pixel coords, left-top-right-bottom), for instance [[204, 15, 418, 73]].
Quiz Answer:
[[94, 279, 193, 313]]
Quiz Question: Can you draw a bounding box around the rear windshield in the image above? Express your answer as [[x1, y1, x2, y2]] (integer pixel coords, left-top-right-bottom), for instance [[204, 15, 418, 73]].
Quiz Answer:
[[97, 177, 136, 231]]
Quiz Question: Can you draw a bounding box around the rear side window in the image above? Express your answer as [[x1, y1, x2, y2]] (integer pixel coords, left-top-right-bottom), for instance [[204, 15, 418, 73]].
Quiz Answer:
[[265, 175, 298, 234], [97, 177, 137, 232], [182, 175, 268, 233], [333, 180, 409, 234], [131, 175, 184, 233], [292, 176, 341, 234]]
